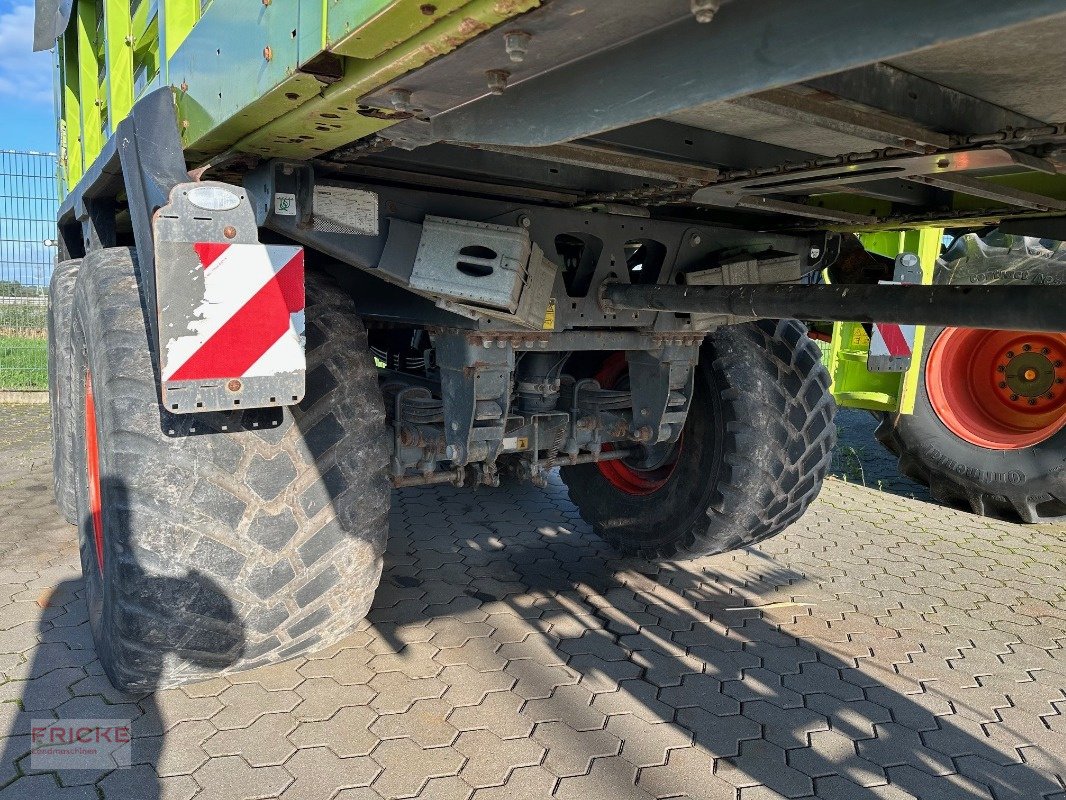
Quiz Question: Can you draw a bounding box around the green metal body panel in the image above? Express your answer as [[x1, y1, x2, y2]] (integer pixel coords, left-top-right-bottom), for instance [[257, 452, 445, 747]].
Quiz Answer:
[[825, 227, 943, 416], [75, 0, 104, 181], [53, 0, 538, 193]]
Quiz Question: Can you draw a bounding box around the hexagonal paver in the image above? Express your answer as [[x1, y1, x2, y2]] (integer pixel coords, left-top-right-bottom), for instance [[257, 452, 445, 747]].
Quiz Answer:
[[288, 705, 381, 757], [371, 698, 460, 747], [280, 747, 381, 800], [533, 720, 621, 777], [448, 691, 535, 740], [190, 754, 293, 800], [371, 738, 465, 798], [369, 671, 447, 714], [520, 684, 605, 732], [210, 684, 301, 730], [202, 712, 297, 766], [454, 729, 546, 789]]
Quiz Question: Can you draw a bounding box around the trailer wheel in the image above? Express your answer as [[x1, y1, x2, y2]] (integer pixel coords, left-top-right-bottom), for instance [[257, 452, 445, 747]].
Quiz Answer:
[[875, 326, 1066, 522], [71, 247, 390, 690], [560, 319, 836, 561], [48, 258, 81, 523]]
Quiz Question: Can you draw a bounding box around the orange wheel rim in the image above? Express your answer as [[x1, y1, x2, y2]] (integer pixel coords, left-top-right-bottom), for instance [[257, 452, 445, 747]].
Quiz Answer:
[[85, 369, 104, 572], [926, 328, 1066, 450], [594, 352, 681, 495]]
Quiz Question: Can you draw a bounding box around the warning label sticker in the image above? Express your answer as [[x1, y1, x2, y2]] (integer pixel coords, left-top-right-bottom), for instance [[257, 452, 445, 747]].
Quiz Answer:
[[543, 298, 556, 331]]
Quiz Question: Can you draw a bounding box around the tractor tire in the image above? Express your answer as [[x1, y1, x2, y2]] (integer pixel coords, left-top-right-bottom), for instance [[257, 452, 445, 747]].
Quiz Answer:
[[70, 247, 390, 691], [874, 326, 1066, 523], [560, 319, 836, 561], [48, 258, 81, 524]]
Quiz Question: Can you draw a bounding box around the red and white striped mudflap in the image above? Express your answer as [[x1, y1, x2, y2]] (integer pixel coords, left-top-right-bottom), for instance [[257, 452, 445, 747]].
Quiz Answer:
[[868, 321, 916, 372], [157, 241, 305, 412]]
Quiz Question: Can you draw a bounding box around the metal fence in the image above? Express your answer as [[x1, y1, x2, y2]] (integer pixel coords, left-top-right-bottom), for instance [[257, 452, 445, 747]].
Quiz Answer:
[[0, 151, 58, 391]]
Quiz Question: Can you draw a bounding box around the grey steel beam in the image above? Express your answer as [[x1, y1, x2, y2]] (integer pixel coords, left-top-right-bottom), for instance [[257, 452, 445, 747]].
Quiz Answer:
[[730, 87, 952, 152], [464, 142, 720, 186], [806, 63, 1044, 134], [428, 0, 1066, 147], [691, 148, 1057, 204], [726, 197, 877, 225], [586, 120, 936, 206], [906, 174, 1066, 212]]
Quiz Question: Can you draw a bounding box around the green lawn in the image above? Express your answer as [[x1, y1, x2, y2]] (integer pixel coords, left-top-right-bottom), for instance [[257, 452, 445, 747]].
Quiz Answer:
[[0, 336, 48, 390]]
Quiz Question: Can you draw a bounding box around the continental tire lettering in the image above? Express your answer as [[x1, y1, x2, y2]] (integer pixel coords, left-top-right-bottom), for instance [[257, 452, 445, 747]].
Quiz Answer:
[[964, 269, 1065, 286], [923, 448, 1024, 484]]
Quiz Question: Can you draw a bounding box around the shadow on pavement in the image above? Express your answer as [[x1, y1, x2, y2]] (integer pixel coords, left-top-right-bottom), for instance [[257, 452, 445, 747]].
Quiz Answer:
[[373, 479, 1059, 800], [0, 477, 244, 799]]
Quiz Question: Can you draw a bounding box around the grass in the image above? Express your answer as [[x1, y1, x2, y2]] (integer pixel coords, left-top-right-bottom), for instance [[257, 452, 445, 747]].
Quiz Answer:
[[0, 335, 47, 390]]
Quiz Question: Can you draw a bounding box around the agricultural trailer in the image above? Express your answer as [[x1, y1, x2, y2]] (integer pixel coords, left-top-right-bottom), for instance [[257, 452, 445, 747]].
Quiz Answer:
[[33, 0, 1066, 689]]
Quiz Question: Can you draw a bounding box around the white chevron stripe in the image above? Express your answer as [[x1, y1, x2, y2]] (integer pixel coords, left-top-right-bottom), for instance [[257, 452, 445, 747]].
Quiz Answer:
[[162, 244, 302, 381]]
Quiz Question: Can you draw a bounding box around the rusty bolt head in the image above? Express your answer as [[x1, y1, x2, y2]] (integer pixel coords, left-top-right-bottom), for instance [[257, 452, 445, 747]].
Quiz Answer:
[[227, 379, 242, 392], [263, 46, 272, 62], [388, 88, 414, 113], [420, 3, 436, 14], [486, 69, 510, 95], [180, 82, 188, 92], [504, 31, 531, 63], [223, 226, 237, 239], [691, 0, 720, 23], [633, 425, 654, 443]]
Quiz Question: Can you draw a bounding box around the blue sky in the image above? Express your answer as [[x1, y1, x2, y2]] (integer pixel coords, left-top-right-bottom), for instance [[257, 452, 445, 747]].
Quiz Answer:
[[0, 0, 59, 153]]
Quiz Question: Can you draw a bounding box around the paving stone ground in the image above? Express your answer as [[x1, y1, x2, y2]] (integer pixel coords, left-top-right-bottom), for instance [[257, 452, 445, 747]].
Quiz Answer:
[[0, 404, 1063, 800]]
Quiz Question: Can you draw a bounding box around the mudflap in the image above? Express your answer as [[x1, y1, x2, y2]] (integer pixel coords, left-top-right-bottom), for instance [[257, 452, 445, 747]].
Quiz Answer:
[[153, 181, 305, 413]]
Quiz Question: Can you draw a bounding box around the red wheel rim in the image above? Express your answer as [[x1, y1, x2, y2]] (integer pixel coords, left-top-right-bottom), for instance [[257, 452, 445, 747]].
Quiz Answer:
[[85, 369, 104, 572], [594, 353, 681, 495], [926, 328, 1066, 450]]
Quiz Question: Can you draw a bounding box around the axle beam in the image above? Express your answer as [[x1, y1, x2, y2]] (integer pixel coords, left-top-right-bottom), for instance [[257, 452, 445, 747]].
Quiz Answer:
[[601, 283, 1066, 333]]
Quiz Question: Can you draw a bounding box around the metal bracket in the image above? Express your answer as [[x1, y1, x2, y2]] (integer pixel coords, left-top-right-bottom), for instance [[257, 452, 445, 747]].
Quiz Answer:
[[434, 333, 514, 471], [626, 345, 699, 445]]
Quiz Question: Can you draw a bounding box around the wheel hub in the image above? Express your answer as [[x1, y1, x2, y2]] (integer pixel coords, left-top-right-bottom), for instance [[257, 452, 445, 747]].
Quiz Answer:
[[999, 348, 1061, 405], [926, 328, 1066, 450]]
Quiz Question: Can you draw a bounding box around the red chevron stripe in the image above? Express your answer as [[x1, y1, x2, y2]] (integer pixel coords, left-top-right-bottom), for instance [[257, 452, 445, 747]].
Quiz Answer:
[[193, 242, 230, 270], [877, 323, 911, 357], [168, 250, 304, 381]]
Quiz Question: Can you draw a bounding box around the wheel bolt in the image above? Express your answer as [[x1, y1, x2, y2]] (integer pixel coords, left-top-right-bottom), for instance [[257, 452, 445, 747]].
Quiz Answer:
[[1047, 392, 1056, 400], [1023, 343, 1032, 351], [999, 381, 1007, 389], [1042, 347, 1051, 355], [1057, 360, 1064, 367], [1029, 398, 1038, 405], [1010, 394, 1019, 401], [1006, 351, 1015, 358], [997, 365, 1006, 373]]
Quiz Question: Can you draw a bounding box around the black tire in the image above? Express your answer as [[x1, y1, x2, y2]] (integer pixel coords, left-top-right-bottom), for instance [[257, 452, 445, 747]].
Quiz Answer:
[[70, 247, 390, 691], [48, 258, 81, 524], [560, 319, 836, 561], [874, 327, 1066, 523]]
